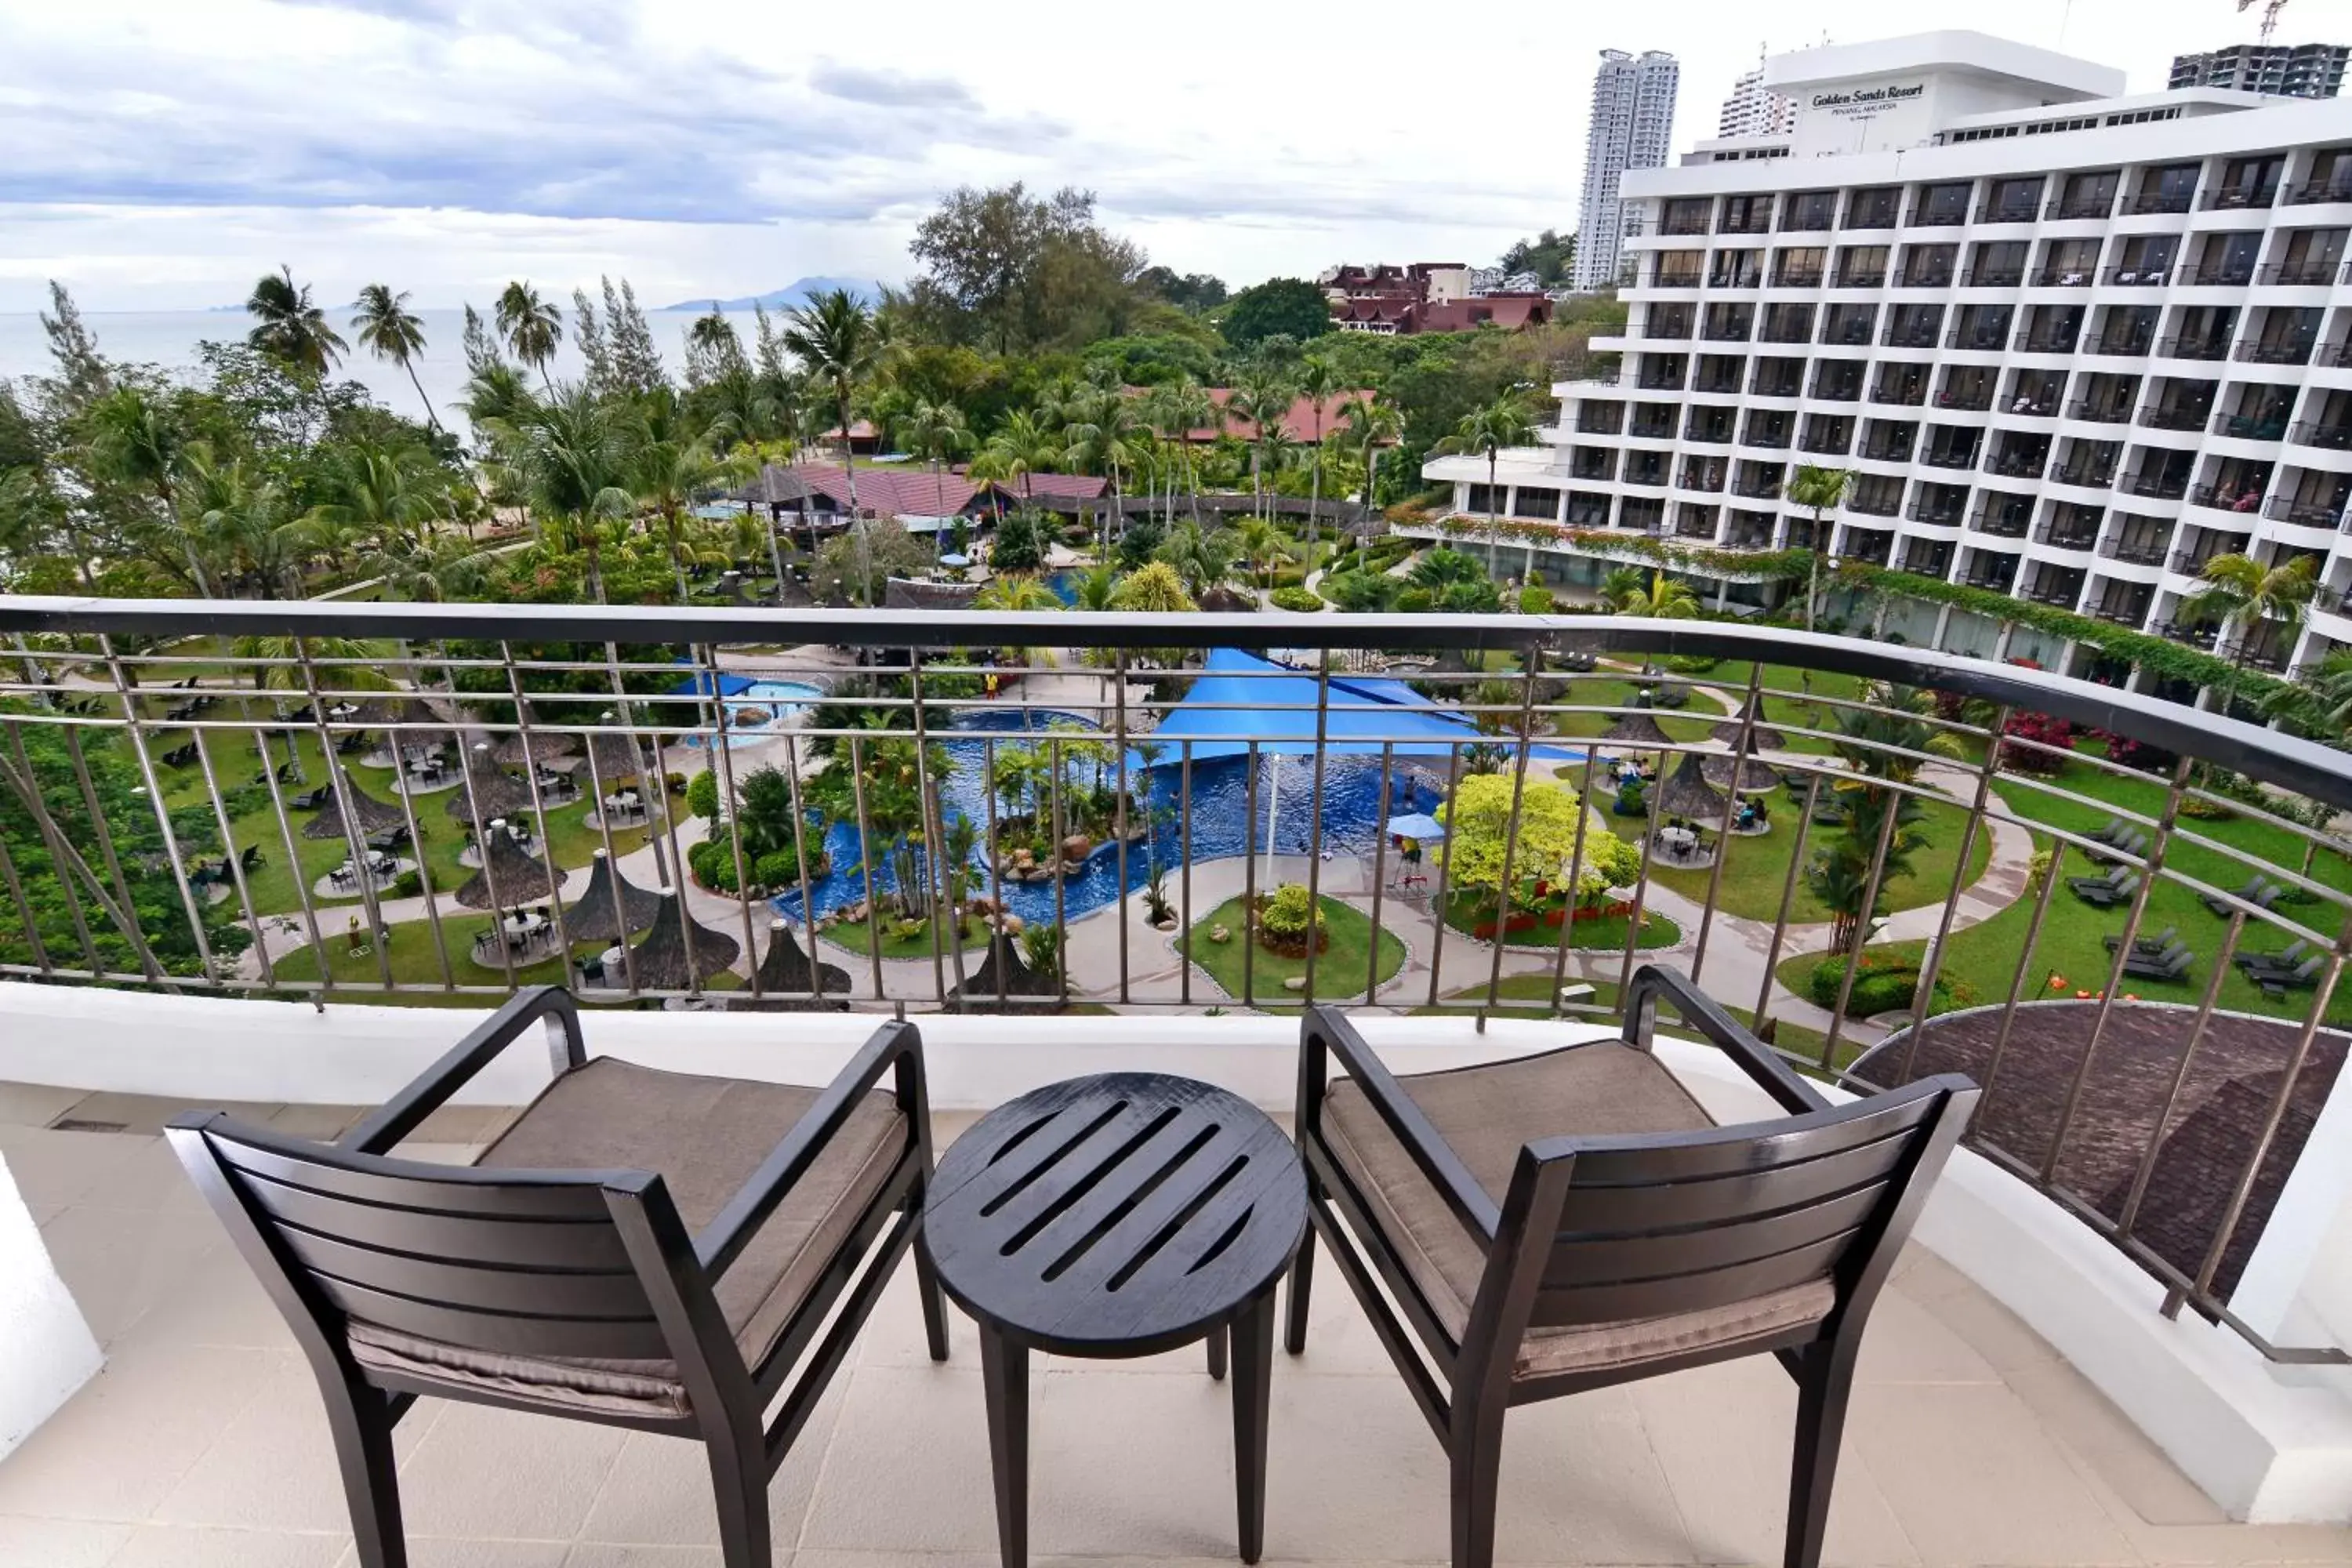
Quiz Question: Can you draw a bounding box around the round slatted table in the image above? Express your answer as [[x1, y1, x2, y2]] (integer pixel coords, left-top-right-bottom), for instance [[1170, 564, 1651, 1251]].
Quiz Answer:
[[924, 1073, 1308, 1567]]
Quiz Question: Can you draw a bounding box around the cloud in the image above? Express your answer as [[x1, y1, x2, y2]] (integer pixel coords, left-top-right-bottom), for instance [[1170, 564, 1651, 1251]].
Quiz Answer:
[[810, 61, 977, 109]]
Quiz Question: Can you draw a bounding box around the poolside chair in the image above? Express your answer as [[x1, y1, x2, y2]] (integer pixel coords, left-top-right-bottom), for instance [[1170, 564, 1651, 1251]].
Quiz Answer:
[[2072, 870, 2141, 909], [1287, 968, 1978, 1568], [169, 987, 947, 1568], [2122, 942, 2194, 982], [2236, 939, 2310, 978], [2067, 864, 2132, 898], [2202, 877, 2273, 917], [2085, 816, 2125, 846], [2256, 953, 2328, 999], [2103, 924, 2179, 956]]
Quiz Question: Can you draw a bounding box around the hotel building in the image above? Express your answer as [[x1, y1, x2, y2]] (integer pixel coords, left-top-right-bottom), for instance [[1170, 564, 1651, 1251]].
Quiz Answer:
[[1572, 49, 1681, 292], [1425, 31, 2352, 699]]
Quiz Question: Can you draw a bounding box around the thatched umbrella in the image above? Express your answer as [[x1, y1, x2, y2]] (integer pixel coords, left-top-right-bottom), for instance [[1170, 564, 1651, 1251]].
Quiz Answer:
[[1701, 751, 1782, 793], [948, 931, 1066, 1011], [580, 730, 654, 784], [736, 920, 852, 1010], [561, 848, 663, 943], [492, 730, 580, 771], [446, 742, 540, 822], [1710, 689, 1788, 750], [301, 775, 408, 840], [453, 822, 561, 911], [1657, 752, 1730, 822], [626, 894, 742, 989], [1599, 710, 1673, 747]]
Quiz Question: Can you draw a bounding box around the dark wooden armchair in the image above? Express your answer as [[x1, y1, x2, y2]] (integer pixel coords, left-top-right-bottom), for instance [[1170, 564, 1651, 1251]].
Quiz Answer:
[[167, 985, 948, 1568], [1286, 965, 1978, 1568]]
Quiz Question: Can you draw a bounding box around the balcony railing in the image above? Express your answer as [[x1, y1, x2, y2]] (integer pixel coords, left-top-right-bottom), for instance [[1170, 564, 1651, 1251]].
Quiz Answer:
[[2200, 186, 2279, 210], [2097, 536, 2171, 565], [2189, 483, 2268, 514], [2212, 412, 2290, 441], [2064, 399, 2133, 423], [2031, 267, 2097, 287], [2014, 330, 2081, 354], [1740, 425, 1794, 448], [1983, 449, 2048, 478], [1772, 267, 1825, 288], [1798, 429, 1853, 455], [1648, 270, 1704, 290], [2120, 471, 2190, 499], [2137, 405, 2210, 432], [1730, 477, 1783, 499], [2045, 194, 2116, 220], [1960, 266, 2024, 288], [2125, 187, 2195, 215], [1846, 488, 1903, 517], [1975, 198, 2042, 224], [1944, 326, 2012, 351], [2255, 260, 2343, 286], [2236, 339, 2317, 366], [1779, 205, 1835, 231], [2285, 177, 2352, 205], [1933, 387, 1993, 412], [1642, 319, 1694, 339], [2033, 522, 2102, 548], [2084, 333, 2154, 358], [1707, 273, 1764, 289], [1920, 446, 1980, 469], [1903, 205, 1968, 227], [2101, 264, 2172, 287], [2292, 420, 2352, 450], [2265, 495, 2347, 528], [2049, 464, 2116, 490], [4, 586, 2339, 1386], [1906, 499, 1965, 524], [2158, 336, 2233, 361], [1700, 322, 1752, 343], [2083, 597, 2151, 626], [1750, 374, 1806, 397], [1895, 270, 1956, 289], [2176, 266, 2256, 288], [1757, 320, 1813, 343], [1969, 509, 2032, 538], [1660, 212, 1712, 235], [1831, 268, 1886, 289], [1868, 383, 1927, 407], [1809, 380, 1864, 403], [1820, 319, 1876, 345], [1692, 373, 1744, 395]]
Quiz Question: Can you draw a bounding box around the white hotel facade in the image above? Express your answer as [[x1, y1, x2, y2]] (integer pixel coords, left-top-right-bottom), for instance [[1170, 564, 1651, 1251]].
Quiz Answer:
[[1425, 31, 2352, 696]]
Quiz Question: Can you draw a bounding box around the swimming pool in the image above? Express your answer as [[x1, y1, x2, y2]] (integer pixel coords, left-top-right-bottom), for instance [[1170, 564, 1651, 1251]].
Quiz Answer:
[[684, 680, 824, 749], [771, 715, 1445, 930]]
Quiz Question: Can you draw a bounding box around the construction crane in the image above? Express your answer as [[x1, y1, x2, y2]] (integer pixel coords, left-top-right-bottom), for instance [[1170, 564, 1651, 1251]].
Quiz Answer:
[[2238, 0, 2288, 44]]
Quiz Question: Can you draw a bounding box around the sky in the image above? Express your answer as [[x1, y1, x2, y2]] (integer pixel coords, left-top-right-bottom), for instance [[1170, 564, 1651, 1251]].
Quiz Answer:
[[2, 0, 2347, 314]]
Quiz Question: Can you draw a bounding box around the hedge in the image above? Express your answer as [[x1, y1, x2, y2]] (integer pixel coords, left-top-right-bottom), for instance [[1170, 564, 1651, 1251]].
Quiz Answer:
[[1270, 586, 1325, 612], [1805, 957, 1955, 1018]]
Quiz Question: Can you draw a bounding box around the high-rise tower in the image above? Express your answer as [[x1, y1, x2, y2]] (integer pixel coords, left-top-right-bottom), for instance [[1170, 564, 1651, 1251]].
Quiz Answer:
[[1573, 49, 1681, 292]]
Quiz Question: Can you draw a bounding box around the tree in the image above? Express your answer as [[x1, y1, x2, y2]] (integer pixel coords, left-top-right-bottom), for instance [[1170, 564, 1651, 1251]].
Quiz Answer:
[[908, 183, 1145, 352], [1226, 372, 1294, 520], [974, 574, 1062, 612], [1109, 559, 1196, 613], [350, 284, 437, 431], [1138, 267, 1228, 312], [83, 386, 210, 595], [1333, 394, 1402, 519], [39, 281, 112, 412], [604, 278, 666, 395], [1221, 278, 1332, 348], [1154, 520, 1239, 598], [1499, 228, 1576, 286], [1296, 356, 1345, 552], [2183, 552, 2317, 710], [784, 288, 881, 598], [1232, 515, 1294, 590], [682, 307, 751, 389], [986, 509, 1049, 573], [245, 266, 347, 376], [499, 384, 637, 603], [811, 516, 927, 605], [495, 281, 563, 389], [1439, 775, 1633, 916], [902, 401, 970, 561], [1443, 395, 1537, 574], [629, 401, 735, 601], [1787, 464, 1853, 636]]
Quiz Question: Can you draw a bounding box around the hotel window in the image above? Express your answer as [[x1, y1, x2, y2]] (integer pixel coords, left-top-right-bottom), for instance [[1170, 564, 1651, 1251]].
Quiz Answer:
[[2054, 169, 2118, 220], [1781, 190, 1837, 230], [1980, 176, 2044, 223], [1843, 186, 1900, 228], [1833, 245, 1889, 286], [1721, 193, 1774, 233], [1966, 240, 2027, 286], [2132, 164, 2200, 214], [1661, 198, 1713, 235], [1910, 181, 1972, 225]]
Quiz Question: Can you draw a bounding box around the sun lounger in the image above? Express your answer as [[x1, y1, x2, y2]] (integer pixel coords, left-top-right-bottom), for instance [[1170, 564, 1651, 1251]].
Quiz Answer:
[[2103, 924, 2179, 955]]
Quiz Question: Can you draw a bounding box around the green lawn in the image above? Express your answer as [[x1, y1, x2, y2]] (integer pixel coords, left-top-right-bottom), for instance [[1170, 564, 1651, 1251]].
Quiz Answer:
[[266, 913, 592, 996], [1180, 894, 1406, 1004], [1548, 675, 1718, 742], [1777, 746, 2352, 1027], [825, 910, 993, 959], [1410, 974, 1833, 1065], [1441, 892, 1681, 950]]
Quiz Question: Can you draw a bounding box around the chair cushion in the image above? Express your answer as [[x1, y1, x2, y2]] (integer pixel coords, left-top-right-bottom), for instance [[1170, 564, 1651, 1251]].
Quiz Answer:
[[347, 1056, 906, 1419], [1322, 1040, 1836, 1381]]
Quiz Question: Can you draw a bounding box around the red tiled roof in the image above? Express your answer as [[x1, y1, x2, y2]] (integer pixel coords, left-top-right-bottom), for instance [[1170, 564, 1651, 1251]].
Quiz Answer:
[[1417, 295, 1553, 333], [774, 462, 1105, 516], [1187, 387, 1380, 445]]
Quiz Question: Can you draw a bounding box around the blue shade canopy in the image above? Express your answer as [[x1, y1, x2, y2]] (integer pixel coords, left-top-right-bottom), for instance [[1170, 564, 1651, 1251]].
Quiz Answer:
[[671, 670, 759, 698], [1130, 648, 1578, 767], [1385, 811, 1447, 840], [939, 553, 972, 567]]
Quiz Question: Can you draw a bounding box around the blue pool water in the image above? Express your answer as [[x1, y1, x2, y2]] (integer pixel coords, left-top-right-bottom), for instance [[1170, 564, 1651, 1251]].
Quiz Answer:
[[1044, 570, 1080, 606], [685, 681, 823, 749], [771, 706, 1445, 928]]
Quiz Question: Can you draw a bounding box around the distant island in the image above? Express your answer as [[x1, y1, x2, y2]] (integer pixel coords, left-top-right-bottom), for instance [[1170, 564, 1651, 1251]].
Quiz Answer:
[[656, 277, 877, 313]]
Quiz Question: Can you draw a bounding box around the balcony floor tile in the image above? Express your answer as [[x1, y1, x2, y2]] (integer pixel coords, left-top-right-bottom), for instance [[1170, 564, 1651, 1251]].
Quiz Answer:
[[2, 1107, 2349, 1566]]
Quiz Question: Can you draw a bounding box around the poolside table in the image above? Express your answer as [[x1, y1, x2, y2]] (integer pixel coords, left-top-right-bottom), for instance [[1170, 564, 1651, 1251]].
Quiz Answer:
[[924, 1073, 1308, 1567]]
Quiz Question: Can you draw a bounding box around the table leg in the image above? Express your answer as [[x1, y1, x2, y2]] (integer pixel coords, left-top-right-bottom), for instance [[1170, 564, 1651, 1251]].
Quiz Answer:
[[1230, 1287, 1276, 1564], [1206, 1325, 1227, 1381], [979, 1327, 1029, 1568]]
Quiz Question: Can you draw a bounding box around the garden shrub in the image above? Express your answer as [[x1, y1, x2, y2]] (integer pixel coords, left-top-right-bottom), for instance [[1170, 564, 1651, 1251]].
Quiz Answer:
[[1396, 586, 1434, 612], [1661, 653, 1720, 674], [1270, 586, 1324, 612], [1806, 957, 1953, 1018], [1518, 583, 1555, 615], [390, 869, 424, 899], [1998, 710, 2077, 775], [753, 851, 797, 890], [1254, 884, 1327, 956]]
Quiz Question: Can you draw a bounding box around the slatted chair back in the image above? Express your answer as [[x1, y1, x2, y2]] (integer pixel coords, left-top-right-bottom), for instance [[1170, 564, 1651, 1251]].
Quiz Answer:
[[172, 1116, 727, 1385], [1497, 1074, 1976, 1338]]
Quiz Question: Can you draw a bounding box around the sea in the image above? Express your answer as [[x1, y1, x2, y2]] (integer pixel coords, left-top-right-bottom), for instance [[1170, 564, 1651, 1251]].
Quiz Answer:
[[0, 307, 784, 433]]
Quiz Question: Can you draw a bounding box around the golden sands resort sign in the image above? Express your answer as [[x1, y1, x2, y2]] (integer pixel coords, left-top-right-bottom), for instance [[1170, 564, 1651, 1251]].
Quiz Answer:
[[1810, 82, 1926, 118]]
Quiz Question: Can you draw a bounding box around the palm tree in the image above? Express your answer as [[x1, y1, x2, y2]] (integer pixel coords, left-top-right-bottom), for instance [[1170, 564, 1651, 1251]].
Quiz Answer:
[[975, 410, 1060, 517], [314, 438, 442, 556], [630, 416, 735, 601], [2267, 647, 2352, 736], [495, 282, 563, 390], [351, 284, 437, 431], [83, 386, 210, 596], [1787, 464, 1853, 637], [1295, 357, 1344, 552], [1109, 560, 1198, 613], [782, 289, 880, 598], [1335, 395, 1402, 521], [245, 266, 347, 376], [1444, 395, 1537, 575], [974, 575, 1062, 612], [902, 401, 970, 561], [1232, 515, 1293, 592], [1154, 520, 1240, 599], [503, 385, 637, 603], [1062, 392, 1142, 554], [2183, 552, 2318, 709], [1612, 571, 1702, 672], [1068, 562, 1121, 612], [1226, 374, 1294, 521]]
